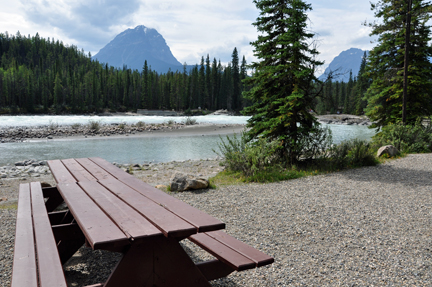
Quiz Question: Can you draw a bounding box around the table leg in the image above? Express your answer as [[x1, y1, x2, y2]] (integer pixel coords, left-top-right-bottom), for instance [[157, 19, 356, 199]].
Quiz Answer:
[[104, 237, 212, 287]]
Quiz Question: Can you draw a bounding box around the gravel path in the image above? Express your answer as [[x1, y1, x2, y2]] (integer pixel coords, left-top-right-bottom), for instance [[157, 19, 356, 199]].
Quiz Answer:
[[1, 154, 431, 286]]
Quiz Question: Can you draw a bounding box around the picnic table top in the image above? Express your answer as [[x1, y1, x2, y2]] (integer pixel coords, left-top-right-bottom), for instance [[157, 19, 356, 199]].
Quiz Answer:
[[47, 157, 226, 251]]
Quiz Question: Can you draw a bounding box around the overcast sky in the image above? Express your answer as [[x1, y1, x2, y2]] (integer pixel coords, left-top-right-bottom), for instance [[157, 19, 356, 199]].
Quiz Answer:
[[1, 0, 376, 72]]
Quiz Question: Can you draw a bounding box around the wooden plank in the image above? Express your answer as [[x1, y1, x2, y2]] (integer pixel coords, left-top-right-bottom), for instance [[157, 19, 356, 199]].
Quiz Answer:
[[88, 157, 129, 179], [47, 159, 76, 183], [205, 231, 274, 267], [189, 233, 256, 271], [75, 158, 117, 181], [79, 181, 163, 240], [89, 157, 225, 232], [11, 183, 38, 287], [98, 179, 197, 238], [61, 158, 97, 182], [57, 182, 130, 251], [30, 182, 67, 287]]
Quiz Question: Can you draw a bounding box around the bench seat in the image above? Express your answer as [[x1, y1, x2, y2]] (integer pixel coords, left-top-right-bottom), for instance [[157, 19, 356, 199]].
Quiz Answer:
[[189, 230, 274, 280], [11, 182, 67, 287]]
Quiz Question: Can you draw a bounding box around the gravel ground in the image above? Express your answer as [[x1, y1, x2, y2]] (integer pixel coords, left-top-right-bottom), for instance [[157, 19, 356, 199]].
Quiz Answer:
[[1, 154, 432, 286]]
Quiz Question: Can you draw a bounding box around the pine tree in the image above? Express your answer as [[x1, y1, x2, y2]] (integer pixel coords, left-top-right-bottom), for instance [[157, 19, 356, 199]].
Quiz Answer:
[[354, 52, 369, 115], [231, 47, 240, 111], [243, 0, 323, 164], [364, 0, 432, 127]]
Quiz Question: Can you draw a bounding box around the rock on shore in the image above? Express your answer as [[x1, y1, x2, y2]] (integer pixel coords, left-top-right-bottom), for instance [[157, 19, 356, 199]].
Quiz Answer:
[[0, 123, 186, 143]]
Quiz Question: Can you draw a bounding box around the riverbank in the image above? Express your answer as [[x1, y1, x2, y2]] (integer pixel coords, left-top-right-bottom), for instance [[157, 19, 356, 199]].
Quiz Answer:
[[316, 114, 372, 126], [1, 154, 431, 286], [0, 123, 246, 143]]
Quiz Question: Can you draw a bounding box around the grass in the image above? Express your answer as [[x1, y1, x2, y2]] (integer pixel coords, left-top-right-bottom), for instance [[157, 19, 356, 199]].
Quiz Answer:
[[0, 203, 18, 210]]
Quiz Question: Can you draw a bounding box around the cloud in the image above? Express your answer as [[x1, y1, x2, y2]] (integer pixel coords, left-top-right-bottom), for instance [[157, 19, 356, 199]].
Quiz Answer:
[[18, 0, 141, 51]]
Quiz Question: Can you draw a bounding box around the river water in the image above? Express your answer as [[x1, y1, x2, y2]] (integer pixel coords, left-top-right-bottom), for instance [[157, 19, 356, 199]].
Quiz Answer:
[[0, 115, 376, 165]]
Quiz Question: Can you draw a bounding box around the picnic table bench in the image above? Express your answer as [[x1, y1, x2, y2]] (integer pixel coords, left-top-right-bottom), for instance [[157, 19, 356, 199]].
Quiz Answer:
[[11, 157, 273, 287]]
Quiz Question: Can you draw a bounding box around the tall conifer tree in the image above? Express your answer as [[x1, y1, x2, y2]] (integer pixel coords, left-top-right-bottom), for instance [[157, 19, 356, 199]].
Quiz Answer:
[[364, 0, 432, 127], [243, 0, 323, 164]]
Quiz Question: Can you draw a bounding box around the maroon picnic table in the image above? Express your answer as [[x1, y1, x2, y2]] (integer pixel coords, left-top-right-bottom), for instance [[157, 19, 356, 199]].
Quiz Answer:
[[43, 157, 273, 287]]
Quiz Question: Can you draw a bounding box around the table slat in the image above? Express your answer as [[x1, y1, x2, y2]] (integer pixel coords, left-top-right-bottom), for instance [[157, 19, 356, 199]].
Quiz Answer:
[[75, 158, 117, 181], [47, 160, 76, 183], [31, 182, 67, 287], [189, 233, 256, 271], [89, 157, 225, 232], [205, 231, 274, 267], [99, 179, 197, 238], [79, 181, 163, 240], [11, 184, 38, 287], [57, 182, 129, 250], [61, 158, 97, 182]]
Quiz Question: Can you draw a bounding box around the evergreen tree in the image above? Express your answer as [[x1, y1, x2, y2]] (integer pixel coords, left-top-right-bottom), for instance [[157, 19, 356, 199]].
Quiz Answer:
[[231, 47, 240, 111], [354, 52, 369, 115], [364, 0, 432, 127], [243, 0, 323, 164]]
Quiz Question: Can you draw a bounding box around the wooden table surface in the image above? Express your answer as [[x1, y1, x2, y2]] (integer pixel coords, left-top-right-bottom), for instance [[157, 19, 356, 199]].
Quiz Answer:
[[47, 157, 226, 251]]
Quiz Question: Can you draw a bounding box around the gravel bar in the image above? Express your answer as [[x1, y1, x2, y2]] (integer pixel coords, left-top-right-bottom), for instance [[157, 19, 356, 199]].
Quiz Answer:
[[1, 154, 432, 286]]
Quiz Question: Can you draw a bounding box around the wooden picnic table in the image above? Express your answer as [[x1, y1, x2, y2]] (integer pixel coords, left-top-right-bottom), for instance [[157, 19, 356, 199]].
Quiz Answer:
[[39, 157, 273, 287]]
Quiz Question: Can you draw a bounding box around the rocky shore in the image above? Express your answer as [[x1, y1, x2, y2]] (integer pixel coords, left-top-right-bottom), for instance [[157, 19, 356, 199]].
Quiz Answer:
[[317, 114, 372, 126], [0, 122, 186, 143]]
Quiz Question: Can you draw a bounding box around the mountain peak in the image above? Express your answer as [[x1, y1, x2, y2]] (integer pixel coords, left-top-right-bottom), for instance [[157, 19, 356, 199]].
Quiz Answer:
[[93, 25, 182, 73], [319, 48, 368, 82]]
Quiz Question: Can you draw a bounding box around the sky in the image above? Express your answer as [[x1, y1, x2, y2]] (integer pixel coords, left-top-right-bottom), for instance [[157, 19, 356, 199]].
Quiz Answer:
[[0, 0, 377, 73]]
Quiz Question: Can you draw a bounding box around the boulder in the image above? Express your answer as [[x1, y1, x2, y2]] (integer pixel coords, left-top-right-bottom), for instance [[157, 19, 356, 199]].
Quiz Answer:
[[170, 172, 209, 192], [377, 145, 399, 157]]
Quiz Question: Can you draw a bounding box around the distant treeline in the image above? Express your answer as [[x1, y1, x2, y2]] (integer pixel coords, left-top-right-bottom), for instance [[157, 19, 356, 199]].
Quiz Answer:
[[0, 31, 248, 114], [314, 52, 371, 115]]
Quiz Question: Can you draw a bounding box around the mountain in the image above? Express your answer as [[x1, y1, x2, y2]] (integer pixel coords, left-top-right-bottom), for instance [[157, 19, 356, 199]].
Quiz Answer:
[[93, 25, 183, 74], [318, 48, 368, 82]]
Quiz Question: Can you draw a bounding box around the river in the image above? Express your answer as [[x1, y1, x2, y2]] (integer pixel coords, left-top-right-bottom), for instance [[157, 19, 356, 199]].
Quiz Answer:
[[0, 115, 376, 165]]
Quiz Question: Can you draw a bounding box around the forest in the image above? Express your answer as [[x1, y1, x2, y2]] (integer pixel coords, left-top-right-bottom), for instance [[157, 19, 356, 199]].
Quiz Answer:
[[0, 31, 249, 114], [0, 31, 370, 115]]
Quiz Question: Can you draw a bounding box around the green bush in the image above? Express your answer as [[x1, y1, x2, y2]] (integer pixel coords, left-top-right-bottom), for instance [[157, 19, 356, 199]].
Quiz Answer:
[[372, 119, 432, 153], [183, 117, 197, 125], [136, 121, 145, 128], [88, 120, 101, 131], [329, 139, 378, 169], [215, 133, 281, 177], [71, 123, 81, 130]]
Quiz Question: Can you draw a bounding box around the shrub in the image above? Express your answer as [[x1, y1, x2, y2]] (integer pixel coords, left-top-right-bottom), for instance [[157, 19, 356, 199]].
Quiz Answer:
[[372, 119, 432, 153], [118, 122, 126, 130], [48, 120, 59, 130], [71, 123, 81, 130], [329, 139, 378, 169], [166, 119, 176, 125], [215, 133, 281, 177], [136, 121, 145, 128], [183, 117, 197, 125], [88, 120, 101, 131]]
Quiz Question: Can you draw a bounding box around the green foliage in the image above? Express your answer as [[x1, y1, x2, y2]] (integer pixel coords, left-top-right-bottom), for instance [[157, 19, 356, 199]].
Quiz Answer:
[[371, 119, 432, 153], [215, 133, 281, 177], [0, 32, 247, 114], [118, 122, 126, 130], [183, 117, 197, 125], [216, 132, 378, 183], [364, 0, 432, 127], [48, 120, 59, 130], [136, 121, 145, 128], [88, 120, 101, 131], [165, 119, 176, 125], [328, 139, 378, 169], [71, 123, 81, 130], [243, 0, 323, 165]]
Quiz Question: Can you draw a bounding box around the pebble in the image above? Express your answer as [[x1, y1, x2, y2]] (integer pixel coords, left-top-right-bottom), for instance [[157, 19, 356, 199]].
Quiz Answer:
[[2, 154, 431, 286]]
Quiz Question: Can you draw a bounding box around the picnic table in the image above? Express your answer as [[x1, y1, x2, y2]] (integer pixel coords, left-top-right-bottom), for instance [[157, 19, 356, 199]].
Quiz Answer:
[[11, 157, 273, 287]]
